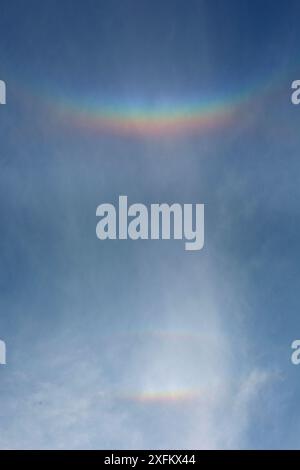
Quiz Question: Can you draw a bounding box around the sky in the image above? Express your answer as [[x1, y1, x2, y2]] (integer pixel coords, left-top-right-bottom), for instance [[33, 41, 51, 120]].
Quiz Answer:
[[0, 0, 300, 449]]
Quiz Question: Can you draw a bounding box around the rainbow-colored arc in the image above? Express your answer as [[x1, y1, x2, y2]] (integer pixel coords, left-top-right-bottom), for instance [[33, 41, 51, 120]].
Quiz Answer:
[[51, 91, 251, 138], [13, 67, 286, 138]]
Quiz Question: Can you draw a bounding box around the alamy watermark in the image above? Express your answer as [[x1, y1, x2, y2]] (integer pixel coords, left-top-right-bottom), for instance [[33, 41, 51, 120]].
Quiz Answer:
[[0, 340, 6, 365], [96, 196, 205, 251], [291, 340, 300, 365], [0, 80, 6, 104]]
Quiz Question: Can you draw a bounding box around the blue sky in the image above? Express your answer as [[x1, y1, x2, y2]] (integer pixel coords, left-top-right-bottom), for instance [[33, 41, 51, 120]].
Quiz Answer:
[[0, 0, 300, 449]]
